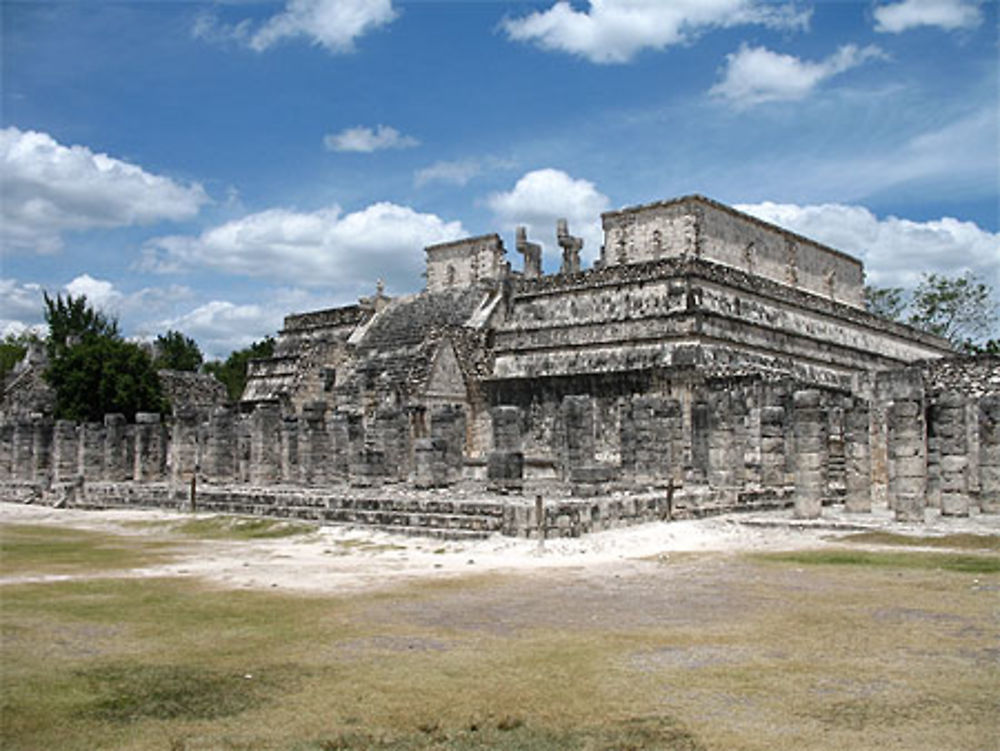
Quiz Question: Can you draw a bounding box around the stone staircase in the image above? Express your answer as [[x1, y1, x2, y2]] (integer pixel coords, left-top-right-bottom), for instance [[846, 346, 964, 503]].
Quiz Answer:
[[73, 482, 506, 540]]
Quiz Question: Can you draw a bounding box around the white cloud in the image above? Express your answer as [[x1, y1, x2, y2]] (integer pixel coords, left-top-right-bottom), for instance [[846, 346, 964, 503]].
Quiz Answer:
[[142, 202, 466, 292], [324, 125, 418, 153], [710, 43, 886, 107], [158, 301, 278, 361], [415, 159, 484, 187], [0, 279, 45, 336], [501, 0, 810, 64], [195, 0, 397, 54], [63, 274, 124, 312], [487, 168, 610, 269], [735, 201, 1000, 291], [874, 0, 982, 33], [0, 127, 208, 254]]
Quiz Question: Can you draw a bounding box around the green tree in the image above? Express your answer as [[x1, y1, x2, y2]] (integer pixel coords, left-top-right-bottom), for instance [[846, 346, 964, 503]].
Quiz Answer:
[[0, 331, 41, 384], [41, 293, 167, 421], [153, 330, 203, 372], [864, 284, 906, 320], [203, 337, 275, 401], [907, 272, 998, 349], [43, 291, 118, 357]]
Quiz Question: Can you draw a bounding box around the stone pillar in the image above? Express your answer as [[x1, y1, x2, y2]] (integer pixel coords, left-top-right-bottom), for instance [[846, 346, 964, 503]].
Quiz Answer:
[[52, 419, 79, 483], [250, 402, 280, 486], [978, 395, 999, 514], [103, 413, 130, 481], [280, 415, 299, 484], [760, 388, 788, 489], [707, 389, 735, 489], [78, 422, 105, 481], [688, 393, 710, 484], [488, 405, 524, 492], [887, 396, 926, 523], [31, 415, 54, 487], [10, 418, 33, 481], [935, 392, 969, 517], [329, 411, 350, 481], [299, 401, 329, 487], [133, 412, 166, 482], [430, 405, 466, 484], [562, 395, 595, 477], [170, 408, 200, 489], [376, 408, 408, 482], [825, 397, 847, 500], [0, 421, 12, 480], [843, 397, 872, 512], [925, 400, 942, 509], [205, 405, 236, 484], [792, 389, 826, 519]]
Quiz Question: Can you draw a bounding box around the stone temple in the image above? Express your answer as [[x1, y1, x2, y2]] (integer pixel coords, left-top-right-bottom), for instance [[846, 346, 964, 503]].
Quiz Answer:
[[2, 195, 998, 537]]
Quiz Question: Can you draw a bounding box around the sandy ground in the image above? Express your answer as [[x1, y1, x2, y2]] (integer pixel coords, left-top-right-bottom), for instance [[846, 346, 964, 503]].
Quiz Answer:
[[2, 500, 998, 595]]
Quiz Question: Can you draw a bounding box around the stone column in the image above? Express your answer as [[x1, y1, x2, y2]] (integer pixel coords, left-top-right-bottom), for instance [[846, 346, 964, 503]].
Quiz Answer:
[[688, 393, 710, 485], [329, 411, 350, 482], [826, 397, 847, 500], [103, 413, 129, 481], [299, 401, 329, 486], [792, 389, 826, 519], [412, 438, 445, 489], [488, 405, 524, 492], [0, 421, 12, 480], [376, 408, 408, 482], [843, 397, 872, 512], [935, 392, 969, 517], [250, 402, 280, 486], [78, 422, 105, 481], [205, 405, 236, 484], [562, 395, 595, 477], [431, 405, 466, 484], [170, 408, 200, 489], [31, 415, 54, 487], [925, 400, 942, 509], [280, 415, 299, 484], [760, 389, 788, 489], [707, 389, 735, 489], [11, 418, 33, 481], [52, 419, 79, 483], [887, 396, 926, 523], [978, 395, 1000, 514], [133, 412, 166, 482]]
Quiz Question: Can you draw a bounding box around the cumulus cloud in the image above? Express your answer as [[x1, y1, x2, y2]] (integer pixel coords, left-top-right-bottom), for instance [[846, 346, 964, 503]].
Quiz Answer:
[[324, 125, 418, 153], [735, 201, 1000, 290], [874, 0, 982, 33], [414, 156, 515, 187], [501, 0, 810, 64], [0, 279, 45, 337], [0, 127, 208, 254], [195, 0, 397, 53], [710, 43, 886, 107], [487, 168, 610, 269], [141, 202, 466, 293]]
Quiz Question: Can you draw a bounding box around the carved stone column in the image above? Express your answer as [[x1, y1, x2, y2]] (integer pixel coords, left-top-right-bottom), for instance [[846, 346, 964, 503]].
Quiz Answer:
[[979, 395, 1000, 514], [792, 389, 826, 519], [843, 397, 872, 513], [935, 392, 969, 517]]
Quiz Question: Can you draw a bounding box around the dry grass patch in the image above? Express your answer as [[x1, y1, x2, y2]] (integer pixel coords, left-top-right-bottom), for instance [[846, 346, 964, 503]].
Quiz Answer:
[[833, 530, 1000, 551]]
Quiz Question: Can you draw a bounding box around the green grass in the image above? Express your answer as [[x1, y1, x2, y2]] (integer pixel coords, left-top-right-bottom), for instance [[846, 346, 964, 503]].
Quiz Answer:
[[0, 524, 175, 575], [169, 515, 318, 540], [834, 531, 1000, 551], [755, 549, 1000, 573]]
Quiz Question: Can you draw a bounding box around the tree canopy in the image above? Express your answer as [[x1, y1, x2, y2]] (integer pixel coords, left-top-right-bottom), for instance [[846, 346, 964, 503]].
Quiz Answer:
[[203, 337, 275, 402], [41, 293, 167, 422], [865, 272, 999, 353], [153, 330, 204, 372]]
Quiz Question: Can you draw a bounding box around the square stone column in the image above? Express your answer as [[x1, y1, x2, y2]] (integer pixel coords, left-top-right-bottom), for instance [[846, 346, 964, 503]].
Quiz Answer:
[[205, 405, 236, 484], [979, 395, 1000, 514], [280, 415, 299, 484], [170, 408, 200, 489], [562, 395, 595, 477], [431, 405, 466, 485], [935, 392, 969, 517], [11, 418, 34, 481], [488, 405, 524, 492], [133, 412, 166, 482], [298, 401, 329, 487], [31, 415, 54, 487], [760, 386, 789, 489], [103, 413, 130, 481], [792, 389, 826, 519], [52, 419, 79, 483], [887, 399, 926, 523], [250, 402, 281, 486], [78, 422, 105, 481], [843, 397, 872, 512], [0, 421, 13, 480], [707, 389, 735, 489]]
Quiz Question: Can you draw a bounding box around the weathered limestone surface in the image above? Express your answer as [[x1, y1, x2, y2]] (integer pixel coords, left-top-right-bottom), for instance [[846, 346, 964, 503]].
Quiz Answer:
[[133, 412, 165, 482], [103, 413, 129, 482], [170, 408, 199, 489], [52, 419, 78, 483], [31, 416, 53, 487], [79, 422, 105, 481], [250, 402, 280, 486], [886, 397, 926, 523], [935, 393, 969, 517], [843, 397, 871, 512], [980, 395, 1000, 513], [792, 389, 826, 519], [205, 405, 236, 484], [488, 405, 524, 492]]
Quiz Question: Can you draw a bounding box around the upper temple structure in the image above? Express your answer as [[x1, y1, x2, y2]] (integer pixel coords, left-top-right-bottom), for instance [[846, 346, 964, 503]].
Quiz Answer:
[[3, 195, 998, 536]]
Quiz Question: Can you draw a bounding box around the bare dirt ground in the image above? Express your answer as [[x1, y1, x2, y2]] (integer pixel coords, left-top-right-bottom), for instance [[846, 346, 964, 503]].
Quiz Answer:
[[2, 501, 996, 595]]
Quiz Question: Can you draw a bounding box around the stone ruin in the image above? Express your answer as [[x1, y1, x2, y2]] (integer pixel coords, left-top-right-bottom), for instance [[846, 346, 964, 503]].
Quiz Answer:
[[2, 195, 997, 538]]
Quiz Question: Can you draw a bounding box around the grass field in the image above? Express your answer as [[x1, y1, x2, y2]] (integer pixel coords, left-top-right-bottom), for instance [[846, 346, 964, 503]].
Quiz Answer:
[[1, 517, 997, 750]]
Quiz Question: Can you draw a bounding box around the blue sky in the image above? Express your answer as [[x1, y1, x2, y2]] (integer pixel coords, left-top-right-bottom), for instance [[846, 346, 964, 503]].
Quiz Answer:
[[2, 0, 997, 358]]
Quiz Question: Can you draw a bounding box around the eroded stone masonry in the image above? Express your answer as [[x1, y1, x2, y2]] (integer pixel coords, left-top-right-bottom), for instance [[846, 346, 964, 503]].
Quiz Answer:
[[3, 195, 998, 538]]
